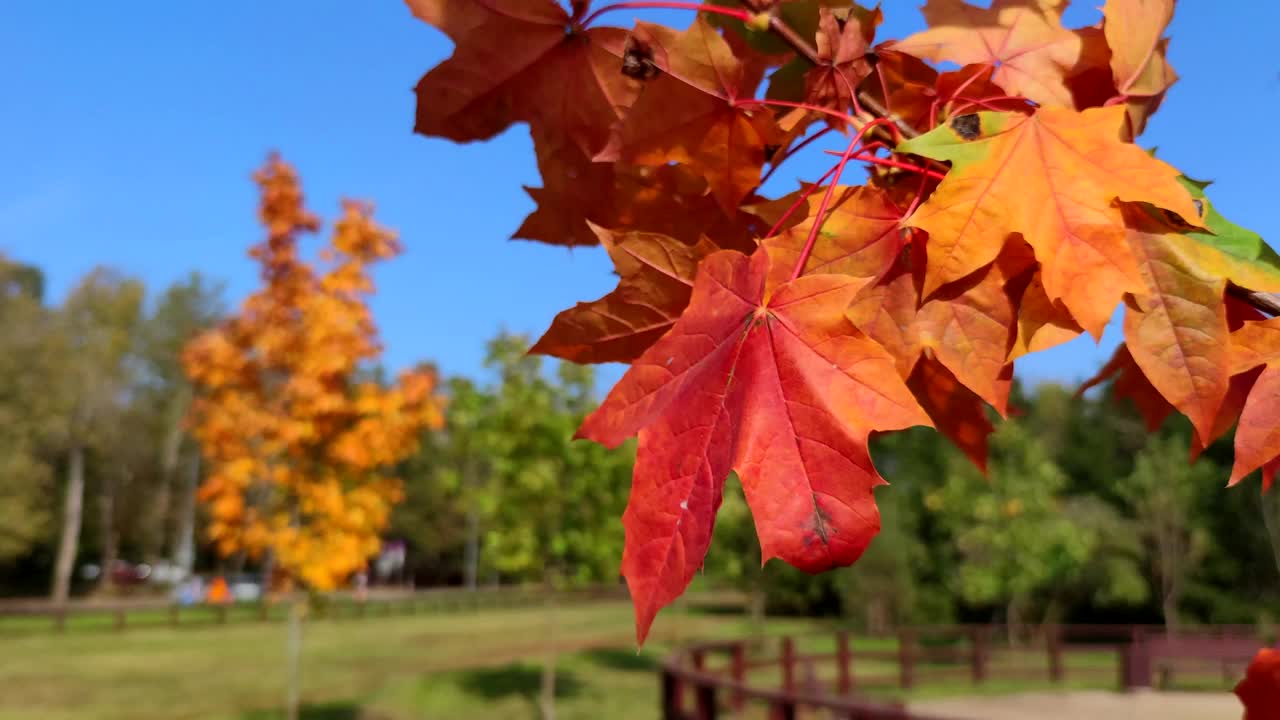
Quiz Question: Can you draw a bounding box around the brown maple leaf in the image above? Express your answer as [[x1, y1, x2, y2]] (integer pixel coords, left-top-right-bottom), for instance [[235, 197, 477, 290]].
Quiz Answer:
[[411, 0, 638, 157], [596, 18, 779, 214]]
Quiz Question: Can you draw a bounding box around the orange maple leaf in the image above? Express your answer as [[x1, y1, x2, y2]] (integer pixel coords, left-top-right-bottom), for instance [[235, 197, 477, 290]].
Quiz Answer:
[[896, 106, 1200, 336], [578, 246, 930, 644], [1102, 0, 1177, 136], [909, 355, 994, 471], [892, 0, 1083, 108]]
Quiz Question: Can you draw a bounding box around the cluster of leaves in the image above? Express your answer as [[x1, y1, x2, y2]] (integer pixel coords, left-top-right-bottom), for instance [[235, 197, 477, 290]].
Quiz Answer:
[[408, 0, 1280, 654], [183, 156, 445, 592]]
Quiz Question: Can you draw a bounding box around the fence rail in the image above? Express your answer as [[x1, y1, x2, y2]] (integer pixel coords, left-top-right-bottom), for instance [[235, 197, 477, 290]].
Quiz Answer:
[[661, 624, 1275, 720], [0, 584, 707, 634]]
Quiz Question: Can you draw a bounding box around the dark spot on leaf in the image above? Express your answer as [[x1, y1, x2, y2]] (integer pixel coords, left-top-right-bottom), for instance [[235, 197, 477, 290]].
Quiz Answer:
[[864, 50, 879, 67], [951, 113, 981, 140], [1193, 198, 1205, 217], [810, 496, 832, 545], [621, 36, 660, 81], [763, 144, 782, 160]]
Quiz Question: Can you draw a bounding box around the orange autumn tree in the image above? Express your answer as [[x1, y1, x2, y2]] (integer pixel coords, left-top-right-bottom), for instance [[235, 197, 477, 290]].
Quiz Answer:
[[183, 155, 444, 592]]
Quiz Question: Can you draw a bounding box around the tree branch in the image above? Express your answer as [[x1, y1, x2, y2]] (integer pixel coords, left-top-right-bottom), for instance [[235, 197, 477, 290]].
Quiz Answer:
[[1229, 284, 1280, 318]]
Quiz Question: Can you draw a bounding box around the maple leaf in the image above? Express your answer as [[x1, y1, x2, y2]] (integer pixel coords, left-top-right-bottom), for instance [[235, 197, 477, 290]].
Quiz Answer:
[[1227, 317, 1280, 486], [908, 355, 994, 471], [1121, 206, 1231, 447], [896, 106, 1201, 336], [747, 184, 905, 292], [531, 224, 718, 364], [916, 243, 1030, 414], [846, 248, 924, 379], [1237, 648, 1280, 719], [804, 8, 877, 123], [1079, 344, 1173, 432], [411, 0, 638, 157], [596, 18, 779, 214], [1102, 0, 1177, 137], [892, 0, 1083, 108], [514, 130, 618, 247], [1009, 272, 1083, 360], [578, 246, 930, 643]]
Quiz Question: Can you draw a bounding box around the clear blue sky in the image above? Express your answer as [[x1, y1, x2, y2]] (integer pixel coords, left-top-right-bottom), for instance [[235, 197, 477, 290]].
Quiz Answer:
[[3, 2, 1277, 388]]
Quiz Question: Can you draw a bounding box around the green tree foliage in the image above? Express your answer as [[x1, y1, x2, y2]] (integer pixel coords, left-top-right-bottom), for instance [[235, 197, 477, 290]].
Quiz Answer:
[[0, 258, 57, 564]]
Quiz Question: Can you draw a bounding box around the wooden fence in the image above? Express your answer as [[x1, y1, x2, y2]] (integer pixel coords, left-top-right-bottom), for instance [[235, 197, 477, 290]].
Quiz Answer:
[[661, 624, 1274, 720], [0, 584, 646, 634]]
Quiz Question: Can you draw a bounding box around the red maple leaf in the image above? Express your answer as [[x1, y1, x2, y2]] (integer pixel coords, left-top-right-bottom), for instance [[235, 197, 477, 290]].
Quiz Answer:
[[1237, 648, 1280, 720], [578, 246, 930, 643]]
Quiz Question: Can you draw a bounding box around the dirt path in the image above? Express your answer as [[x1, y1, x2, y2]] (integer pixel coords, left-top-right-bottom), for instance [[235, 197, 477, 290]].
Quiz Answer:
[[911, 689, 1241, 720]]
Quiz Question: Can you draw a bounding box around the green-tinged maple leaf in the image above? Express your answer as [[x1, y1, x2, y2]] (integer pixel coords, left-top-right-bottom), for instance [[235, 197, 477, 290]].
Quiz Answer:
[[1103, 0, 1177, 136], [711, 0, 873, 56], [892, 0, 1082, 108], [578, 246, 929, 644], [531, 225, 718, 364], [908, 355, 994, 472], [1175, 176, 1280, 268], [596, 18, 779, 214], [896, 106, 1201, 337], [411, 0, 638, 157]]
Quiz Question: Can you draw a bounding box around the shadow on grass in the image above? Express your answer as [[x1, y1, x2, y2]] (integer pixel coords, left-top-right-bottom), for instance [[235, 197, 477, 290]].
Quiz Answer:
[[241, 701, 385, 720], [455, 663, 584, 702], [581, 647, 659, 673]]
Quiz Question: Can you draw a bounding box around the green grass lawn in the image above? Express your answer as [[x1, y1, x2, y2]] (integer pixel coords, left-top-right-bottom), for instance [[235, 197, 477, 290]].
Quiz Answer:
[[0, 598, 816, 720], [0, 600, 1243, 720]]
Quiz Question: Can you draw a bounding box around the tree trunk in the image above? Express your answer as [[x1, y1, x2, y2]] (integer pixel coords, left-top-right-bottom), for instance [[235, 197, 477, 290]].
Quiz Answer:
[[150, 395, 188, 562], [285, 599, 305, 720], [98, 468, 121, 593], [1162, 588, 1180, 633], [539, 573, 559, 720], [171, 453, 199, 578], [749, 580, 767, 649], [51, 443, 86, 605]]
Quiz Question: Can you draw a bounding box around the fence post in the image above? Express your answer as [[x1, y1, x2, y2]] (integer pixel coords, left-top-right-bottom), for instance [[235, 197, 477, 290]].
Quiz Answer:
[[694, 681, 718, 720], [661, 669, 683, 720], [837, 630, 852, 694], [1122, 627, 1152, 689], [780, 636, 796, 693], [731, 642, 746, 710], [1047, 624, 1063, 683], [898, 628, 915, 689], [769, 699, 797, 720], [971, 626, 988, 685], [114, 608, 126, 632]]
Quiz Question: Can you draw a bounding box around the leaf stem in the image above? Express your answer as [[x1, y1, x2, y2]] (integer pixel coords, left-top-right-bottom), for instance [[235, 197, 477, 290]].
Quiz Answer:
[[788, 118, 899, 282], [763, 164, 843, 240], [581, 1, 752, 27], [820, 148, 947, 180]]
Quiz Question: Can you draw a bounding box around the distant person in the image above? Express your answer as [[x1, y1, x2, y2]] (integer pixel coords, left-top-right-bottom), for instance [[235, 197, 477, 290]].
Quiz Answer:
[[354, 570, 368, 604]]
